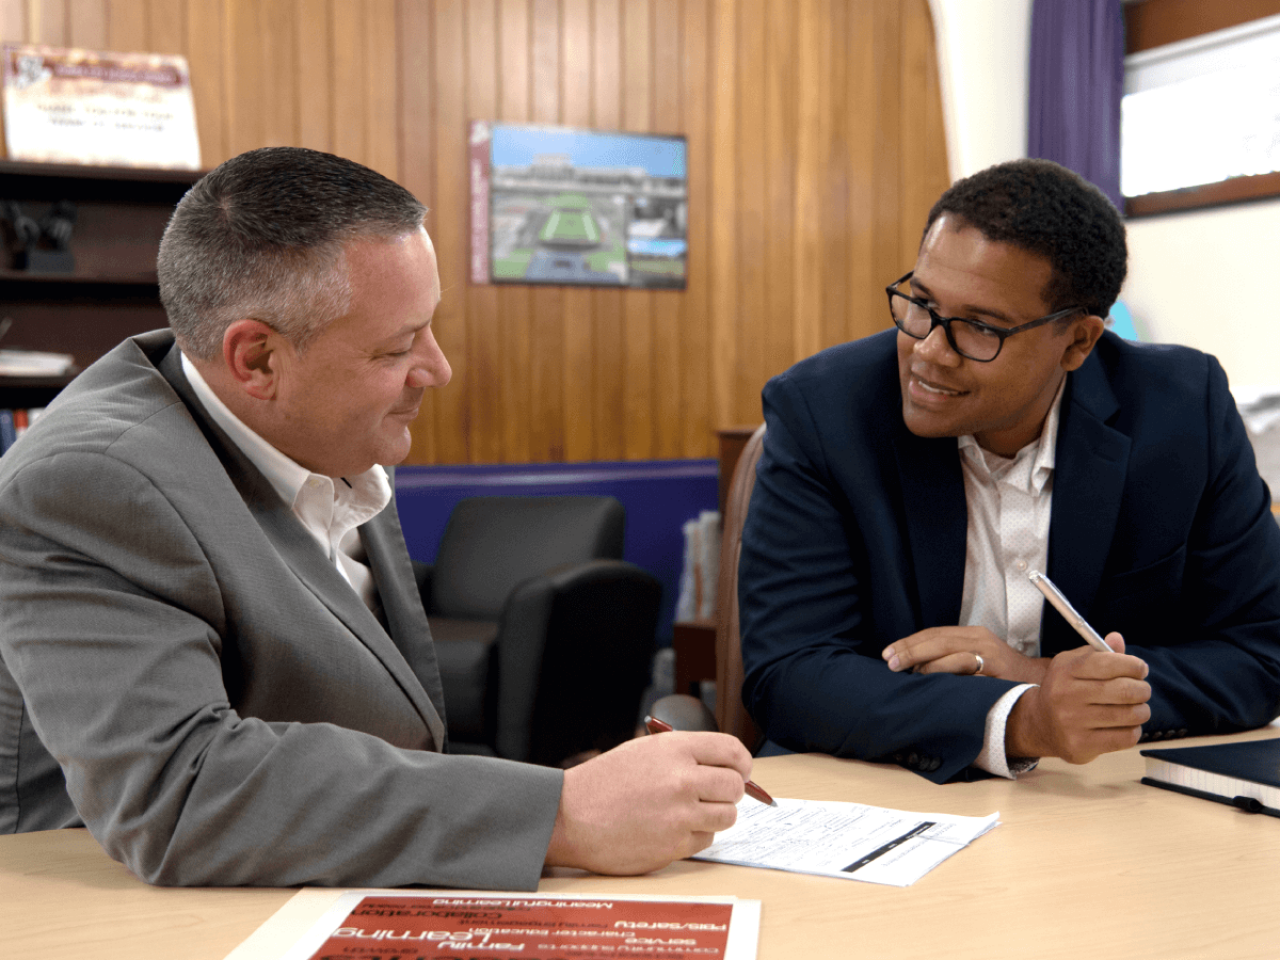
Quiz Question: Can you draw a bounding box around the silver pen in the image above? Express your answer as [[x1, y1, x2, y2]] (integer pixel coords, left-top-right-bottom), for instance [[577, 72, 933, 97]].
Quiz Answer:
[[1027, 570, 1114, 652]]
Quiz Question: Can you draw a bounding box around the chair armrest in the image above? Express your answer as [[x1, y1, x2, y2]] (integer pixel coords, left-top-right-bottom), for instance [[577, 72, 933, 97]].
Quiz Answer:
[[646, 693, 718, 733], [492, 559, 661, 765]]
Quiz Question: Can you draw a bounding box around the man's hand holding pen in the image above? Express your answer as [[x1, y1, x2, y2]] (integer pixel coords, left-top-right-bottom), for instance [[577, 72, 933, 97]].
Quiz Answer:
[[885, 635, 1152, 769], [644, 715, 775, 806], [883, 627, 1151, 764], [1005, 633, 1151, 763], [883, 570, 1154, 764], [544, 731, 752, 876]]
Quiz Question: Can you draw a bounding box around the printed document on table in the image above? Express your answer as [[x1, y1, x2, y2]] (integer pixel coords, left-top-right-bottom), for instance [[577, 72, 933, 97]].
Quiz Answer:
[[224, 889, 761, 960], [693, 797, 999, 886]]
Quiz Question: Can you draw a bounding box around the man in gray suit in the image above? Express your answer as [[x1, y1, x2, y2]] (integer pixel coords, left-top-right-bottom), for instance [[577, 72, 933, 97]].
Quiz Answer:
[[0, 147, 750, 889]]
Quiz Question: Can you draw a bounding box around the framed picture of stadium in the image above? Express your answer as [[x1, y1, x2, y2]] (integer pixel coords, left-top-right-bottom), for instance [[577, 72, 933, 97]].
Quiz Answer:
[[469, 121, 687, 289]]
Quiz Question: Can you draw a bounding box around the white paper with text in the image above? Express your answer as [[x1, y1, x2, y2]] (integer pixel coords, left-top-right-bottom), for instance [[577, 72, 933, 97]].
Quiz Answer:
[[693, 797, 998, 886]]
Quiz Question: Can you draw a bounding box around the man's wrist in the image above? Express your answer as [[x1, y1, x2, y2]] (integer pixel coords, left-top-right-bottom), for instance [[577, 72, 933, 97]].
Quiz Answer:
[[543, 767, 583, 869], [1011, 656, 1052, 686], [1005, 684, 1049, 759], [975, 683, 1037, 779]]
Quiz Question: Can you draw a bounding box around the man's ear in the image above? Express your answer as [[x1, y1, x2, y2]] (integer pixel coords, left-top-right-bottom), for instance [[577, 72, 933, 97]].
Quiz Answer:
[[223, 319, 282, 401], [1060, 314, 1106, 372]]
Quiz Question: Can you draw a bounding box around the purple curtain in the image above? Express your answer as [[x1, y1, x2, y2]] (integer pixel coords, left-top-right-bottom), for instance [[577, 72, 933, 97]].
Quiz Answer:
[[1028, 0, 1125, 209]]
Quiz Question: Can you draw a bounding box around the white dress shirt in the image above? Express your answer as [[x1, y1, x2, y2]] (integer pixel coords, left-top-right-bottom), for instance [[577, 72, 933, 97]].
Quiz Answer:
[[181, 353, 391, 614], [960, 378, 1066, 778]]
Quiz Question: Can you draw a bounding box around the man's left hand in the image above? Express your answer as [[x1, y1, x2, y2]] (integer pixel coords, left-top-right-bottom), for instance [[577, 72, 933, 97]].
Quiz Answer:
[[882, 626, 1049, 685]]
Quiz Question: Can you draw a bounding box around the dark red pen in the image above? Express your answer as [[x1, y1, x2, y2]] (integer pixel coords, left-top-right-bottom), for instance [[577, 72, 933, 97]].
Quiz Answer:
[[644, 715, 776, 806]]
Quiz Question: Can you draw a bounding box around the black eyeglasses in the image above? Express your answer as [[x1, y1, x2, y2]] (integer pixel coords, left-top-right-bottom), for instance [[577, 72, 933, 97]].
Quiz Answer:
[[886, 271, 1083, 362]]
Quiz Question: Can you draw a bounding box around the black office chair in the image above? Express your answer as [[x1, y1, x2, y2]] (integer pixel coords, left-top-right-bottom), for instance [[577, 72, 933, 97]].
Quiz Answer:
[[413, 495, 661, 767]]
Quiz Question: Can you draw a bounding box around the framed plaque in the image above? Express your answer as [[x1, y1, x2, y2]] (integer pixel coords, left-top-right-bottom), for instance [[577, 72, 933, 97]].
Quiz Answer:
[[2, 44, 200, 170]]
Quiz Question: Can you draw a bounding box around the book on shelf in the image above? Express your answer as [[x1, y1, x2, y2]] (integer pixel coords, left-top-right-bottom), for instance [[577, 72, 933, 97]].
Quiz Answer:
[[0, 408, 43, 454], [1141, 737, 1280, 817]]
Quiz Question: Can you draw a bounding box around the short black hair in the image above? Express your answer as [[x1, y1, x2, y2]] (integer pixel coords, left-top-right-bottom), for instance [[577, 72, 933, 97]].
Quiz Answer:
[[923, 159, 1127, 318]]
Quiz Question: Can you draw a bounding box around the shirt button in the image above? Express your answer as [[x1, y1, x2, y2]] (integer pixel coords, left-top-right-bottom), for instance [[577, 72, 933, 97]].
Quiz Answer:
[[1015, 559, 1028, 571]]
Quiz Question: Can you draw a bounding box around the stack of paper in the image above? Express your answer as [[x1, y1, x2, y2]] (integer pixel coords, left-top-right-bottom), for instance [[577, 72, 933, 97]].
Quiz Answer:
[[694, 796, 999, 886], [0, 349, 75, 377]]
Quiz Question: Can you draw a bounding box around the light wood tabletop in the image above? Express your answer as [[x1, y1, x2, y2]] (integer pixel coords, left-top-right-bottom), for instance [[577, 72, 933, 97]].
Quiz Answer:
[[3, 728, 1279, 960]]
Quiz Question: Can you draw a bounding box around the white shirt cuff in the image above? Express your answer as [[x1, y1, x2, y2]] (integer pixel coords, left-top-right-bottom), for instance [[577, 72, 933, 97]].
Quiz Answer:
[[973, 683, 1040, 779]]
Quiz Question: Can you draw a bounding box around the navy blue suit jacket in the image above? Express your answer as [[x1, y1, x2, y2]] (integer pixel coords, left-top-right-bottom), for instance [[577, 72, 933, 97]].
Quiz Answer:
[[739, 329, 1280, 784]]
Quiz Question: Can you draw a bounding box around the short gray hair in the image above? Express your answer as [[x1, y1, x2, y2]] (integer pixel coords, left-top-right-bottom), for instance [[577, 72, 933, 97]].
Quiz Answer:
[[159, 147, 427, 360]]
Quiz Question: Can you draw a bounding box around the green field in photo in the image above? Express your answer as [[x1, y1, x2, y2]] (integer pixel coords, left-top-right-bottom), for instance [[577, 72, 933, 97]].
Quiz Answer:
[[494, 248, 535, 278]]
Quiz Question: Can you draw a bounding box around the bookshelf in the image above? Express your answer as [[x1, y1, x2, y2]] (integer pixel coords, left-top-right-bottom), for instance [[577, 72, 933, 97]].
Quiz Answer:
[[0, 160, 201, 411], [0, 374, 73, 409]]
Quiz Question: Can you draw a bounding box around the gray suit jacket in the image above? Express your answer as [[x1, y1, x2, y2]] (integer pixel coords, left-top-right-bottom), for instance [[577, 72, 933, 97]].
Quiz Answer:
[[0, 330, 562, 888]]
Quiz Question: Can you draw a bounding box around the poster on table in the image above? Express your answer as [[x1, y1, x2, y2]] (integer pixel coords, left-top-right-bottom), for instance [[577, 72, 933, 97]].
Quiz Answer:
[[470, 121, 687, 290], [2, 43, 200, 170], [257, 891, 760, 960]]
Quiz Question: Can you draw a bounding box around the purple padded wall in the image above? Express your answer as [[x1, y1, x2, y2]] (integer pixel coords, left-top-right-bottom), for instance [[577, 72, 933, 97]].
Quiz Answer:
[[394, 459, 719, 645]]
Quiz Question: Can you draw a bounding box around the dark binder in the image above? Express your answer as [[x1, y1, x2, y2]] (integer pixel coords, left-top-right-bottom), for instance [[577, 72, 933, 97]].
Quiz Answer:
[[1140, 738, 1280, 818]]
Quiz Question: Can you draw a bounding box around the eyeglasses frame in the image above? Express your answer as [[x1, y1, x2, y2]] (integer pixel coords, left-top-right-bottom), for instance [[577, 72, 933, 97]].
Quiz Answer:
[[886, 270, 1084, 363]]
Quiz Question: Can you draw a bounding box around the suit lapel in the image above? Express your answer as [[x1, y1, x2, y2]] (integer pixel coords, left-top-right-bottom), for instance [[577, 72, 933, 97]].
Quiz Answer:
[[155, 341, 447, 744], [894, 424, 967, 629], [1044, 356, 1130, 655], [362, 495, 448, 749]]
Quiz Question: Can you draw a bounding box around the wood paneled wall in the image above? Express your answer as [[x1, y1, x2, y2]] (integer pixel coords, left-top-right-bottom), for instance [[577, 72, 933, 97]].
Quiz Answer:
[[1124, 0, 1280, 53], [0, 0, 949, 464]]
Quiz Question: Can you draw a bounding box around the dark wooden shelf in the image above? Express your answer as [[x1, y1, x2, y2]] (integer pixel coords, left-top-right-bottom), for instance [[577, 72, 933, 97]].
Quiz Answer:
[[0, 158, 202, 178], [0, 160, 197, 385], [0, 373, 77, 387], [0, 374, 77, 409], [1, 269, 158, 287], [0, 158, 203, 181]]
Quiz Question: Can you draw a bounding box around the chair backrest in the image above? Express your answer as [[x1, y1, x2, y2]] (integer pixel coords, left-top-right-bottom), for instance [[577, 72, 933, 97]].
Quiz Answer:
[[432, 496, 625, 620], [714, 423, 765, 752]]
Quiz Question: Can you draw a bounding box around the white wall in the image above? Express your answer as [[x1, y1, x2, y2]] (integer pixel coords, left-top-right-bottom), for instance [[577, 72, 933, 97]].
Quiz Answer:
[[1125, 201, 1280, 393], [927, 0, 1280, 391], [928, 0, 1034, 179]]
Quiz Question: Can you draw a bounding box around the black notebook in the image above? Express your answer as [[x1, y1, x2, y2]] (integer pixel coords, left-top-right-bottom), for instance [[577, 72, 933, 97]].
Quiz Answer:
[[1141, 738, 1280, 817]]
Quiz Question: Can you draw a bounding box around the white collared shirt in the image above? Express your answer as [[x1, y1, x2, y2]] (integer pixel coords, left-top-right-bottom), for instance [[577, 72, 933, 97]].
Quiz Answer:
[[960, 378, 1066, 778], [181, 352, 391, 613]]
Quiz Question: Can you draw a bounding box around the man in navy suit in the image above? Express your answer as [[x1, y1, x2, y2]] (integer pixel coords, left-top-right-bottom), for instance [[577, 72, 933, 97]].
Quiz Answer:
[[738, 159, 1280, 784]]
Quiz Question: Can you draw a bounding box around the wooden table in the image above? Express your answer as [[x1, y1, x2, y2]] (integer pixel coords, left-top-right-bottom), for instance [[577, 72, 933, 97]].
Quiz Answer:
[[4, 729, 1279, 960]]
